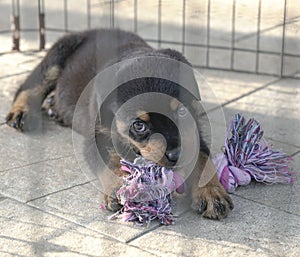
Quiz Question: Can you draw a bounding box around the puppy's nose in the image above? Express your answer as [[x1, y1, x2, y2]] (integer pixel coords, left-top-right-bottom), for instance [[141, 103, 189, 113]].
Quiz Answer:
[[166, 149, 180, 162]]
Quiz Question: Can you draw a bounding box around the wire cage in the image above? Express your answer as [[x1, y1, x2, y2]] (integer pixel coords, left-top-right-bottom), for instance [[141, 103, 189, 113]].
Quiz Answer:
[[1, 0, 299, 78]]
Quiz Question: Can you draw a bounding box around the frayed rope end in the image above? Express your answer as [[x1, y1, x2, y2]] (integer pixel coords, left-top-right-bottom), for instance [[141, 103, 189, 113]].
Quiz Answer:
[[214, 113, 293, 193]]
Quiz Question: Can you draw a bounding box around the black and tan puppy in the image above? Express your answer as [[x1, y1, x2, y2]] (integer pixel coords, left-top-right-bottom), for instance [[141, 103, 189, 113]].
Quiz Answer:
[[6, 29, 233, 219]]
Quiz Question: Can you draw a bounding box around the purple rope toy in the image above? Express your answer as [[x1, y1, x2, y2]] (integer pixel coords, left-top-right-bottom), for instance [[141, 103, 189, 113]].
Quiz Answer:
[[105, 113, 293, 225], [213, 113, 293, 193], [108, 157, 185, 226]]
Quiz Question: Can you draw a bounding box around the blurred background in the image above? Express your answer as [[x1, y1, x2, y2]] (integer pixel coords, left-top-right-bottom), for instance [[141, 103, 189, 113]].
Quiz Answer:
[[0, 0, 299, 78]]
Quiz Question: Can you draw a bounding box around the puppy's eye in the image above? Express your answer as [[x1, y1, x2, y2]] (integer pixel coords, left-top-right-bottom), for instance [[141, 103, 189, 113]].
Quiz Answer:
[[132, 120, 147, 132], [178, 105, 187, 117]]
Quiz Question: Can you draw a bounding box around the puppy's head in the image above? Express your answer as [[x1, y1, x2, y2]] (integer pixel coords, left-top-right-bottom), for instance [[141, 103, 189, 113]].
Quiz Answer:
[[101, 77, 205, 168]]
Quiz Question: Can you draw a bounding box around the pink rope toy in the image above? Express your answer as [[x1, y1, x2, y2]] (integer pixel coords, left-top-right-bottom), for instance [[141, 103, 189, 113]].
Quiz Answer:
[[213, 113, 293, 193], [108, 157, 185, 226]]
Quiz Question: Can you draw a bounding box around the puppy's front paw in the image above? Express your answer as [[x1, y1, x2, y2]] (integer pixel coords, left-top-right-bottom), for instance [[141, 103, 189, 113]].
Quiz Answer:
[[192, 184, 234, 220], [6, 90, 41, 131], [6, 101, 29, 131], [104, 187, 122, 212]]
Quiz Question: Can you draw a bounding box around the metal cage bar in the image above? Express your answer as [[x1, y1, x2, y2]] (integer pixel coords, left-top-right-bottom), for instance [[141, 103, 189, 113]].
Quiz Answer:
[[110, 0, 115, 28], [158, 0, 162, 49], [181, 0, 186, 54], [134, 0, 138, 33], [255, 0, 262, 73], [206, 0, 211, 67], [87, 0, 91, 29], [280, 0, 288, 77], [11, 0, 20, 51], [230, 0, 236, 70], [64, 0, 68, 32], [38, 0, 45, 50]]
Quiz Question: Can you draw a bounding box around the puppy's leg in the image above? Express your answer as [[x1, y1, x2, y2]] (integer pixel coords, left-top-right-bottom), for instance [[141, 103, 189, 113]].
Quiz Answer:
[[101, 152, 125, 212], [6, 66, 60, 130], [190, 152, 234, 220], [103, 170, 124, 212], [6, 33, 85, 131]]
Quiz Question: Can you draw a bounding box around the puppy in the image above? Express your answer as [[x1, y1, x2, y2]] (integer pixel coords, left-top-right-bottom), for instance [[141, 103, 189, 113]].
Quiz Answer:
[[6, 29, 233, 219]]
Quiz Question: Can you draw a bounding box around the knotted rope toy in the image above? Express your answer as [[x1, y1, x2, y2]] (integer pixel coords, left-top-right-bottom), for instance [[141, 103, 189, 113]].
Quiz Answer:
[[213, 113, 293, 193], [104, 113, 293, 225], [108, 157, 185, 226]]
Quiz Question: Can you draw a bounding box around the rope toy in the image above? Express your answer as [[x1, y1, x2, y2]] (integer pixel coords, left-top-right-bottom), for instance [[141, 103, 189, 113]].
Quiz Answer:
[[213, 113, 293, 193], [108, 157, 184, 226]]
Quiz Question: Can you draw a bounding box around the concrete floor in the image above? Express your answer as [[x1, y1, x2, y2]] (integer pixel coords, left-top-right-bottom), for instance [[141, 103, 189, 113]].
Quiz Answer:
[[0, 51, 299, 257]]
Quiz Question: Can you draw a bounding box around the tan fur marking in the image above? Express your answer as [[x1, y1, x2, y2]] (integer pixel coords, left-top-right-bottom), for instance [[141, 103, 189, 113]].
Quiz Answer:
[[140, 138, 166, 163], [136, 111, 150, 122], [115, 119, 128, 134], [170, 98, 180, 111], [10, 90, 30, 115], [44, 65, 61, 83], [10, 86, 46, 113], [95, 124, 111, 138]]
